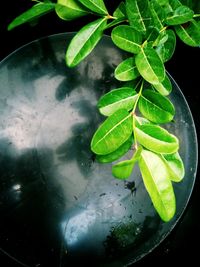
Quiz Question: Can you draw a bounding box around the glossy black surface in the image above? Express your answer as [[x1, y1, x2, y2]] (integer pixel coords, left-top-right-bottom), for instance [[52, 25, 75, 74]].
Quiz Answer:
[[0, 1, 199, 267]]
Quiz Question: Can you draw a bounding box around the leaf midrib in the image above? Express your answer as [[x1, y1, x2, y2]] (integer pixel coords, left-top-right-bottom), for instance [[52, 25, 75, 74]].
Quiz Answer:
[[100, 95, 138, 111]]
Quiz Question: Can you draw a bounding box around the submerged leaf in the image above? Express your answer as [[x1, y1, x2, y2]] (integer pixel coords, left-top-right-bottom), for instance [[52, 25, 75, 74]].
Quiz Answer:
[[111, 25, 142, 54], [135, 123, 179, 154], [139, 149, 176, 222], [138, 89, 175, 123], [91, 109, 133, 155], [66, 18, 107, 67], [98, 87, 138, 116], [135, 46, 165, 85], [115, 57, 140, 81]]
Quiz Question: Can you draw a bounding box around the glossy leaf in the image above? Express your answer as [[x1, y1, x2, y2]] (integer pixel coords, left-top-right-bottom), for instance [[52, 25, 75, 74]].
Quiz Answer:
[[96, 135, 134, 163], [165, 5, 194, 25], [138, 89, 175, 123], [156, 29, 176, 62], [153, 74, 172, 96], [175, 19, 200, 47], [111, 25, 142, 54], [162, 152, 185, 182], [135, 123, 179, 154], [79, 0, 108, 15], [113, 1, 126, 18], [112, 147, 142, 179], [149, 0, 165, 31], [55, 0, 89, 21], [139, 149, 176, 222], [115, 57, 140, 81], [135, 46, 165, 85], [66, 18, 107, 67], [126, 0, 152, 33], [8, 2, 55, 30], [91, 109, 133, 155], [98, 87, 138, 116]]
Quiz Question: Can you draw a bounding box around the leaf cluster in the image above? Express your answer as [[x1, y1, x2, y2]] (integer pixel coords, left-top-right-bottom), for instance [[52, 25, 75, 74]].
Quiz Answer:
[[7, 0, 200, 222]]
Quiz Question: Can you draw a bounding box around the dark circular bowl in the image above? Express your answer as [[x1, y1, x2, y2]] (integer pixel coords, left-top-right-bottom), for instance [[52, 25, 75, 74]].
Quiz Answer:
[[0, 33, 198, 267]]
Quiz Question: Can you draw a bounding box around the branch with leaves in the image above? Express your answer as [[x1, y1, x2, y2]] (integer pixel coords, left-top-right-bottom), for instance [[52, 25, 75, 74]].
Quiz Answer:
[[8, 0, 200, 222]]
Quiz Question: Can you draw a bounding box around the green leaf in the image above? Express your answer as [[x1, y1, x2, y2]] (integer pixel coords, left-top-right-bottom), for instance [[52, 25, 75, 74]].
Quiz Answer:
[[79, 0, 108, 15], [111, 25, 142, 54], [162, 152, 185, 182], [165, 5, 194, 25], [115, 57, 140, 81], [66, 18, 107, 67], [106, 17, 127, 30], [91, 109, 133, 155], [149, 0, 165, 31], [138, 89, 175, 123], [96, 135, 134, 163], [112, 147, 142, 179], [175, 19, 200, 46], [153, 74, 172, 96], [135, 123, 179, 154], [126, 0, 152, 33], [139, 149, 176, 222], [113, 1, 126, 18], [135, 46, 165, 85], [55, 0, 89, 21], [98, 87, 138, 116], [8, 2, 55, 30], [156, 29, 176, 62]]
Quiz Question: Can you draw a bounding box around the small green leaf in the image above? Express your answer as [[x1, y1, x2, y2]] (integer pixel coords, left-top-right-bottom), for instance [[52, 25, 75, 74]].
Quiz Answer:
[[138, 89, 175, 123], [98, 87, 138, 116], [135, 46, 165, 85], [115, 57, 140, 81], [113, 1, 126, 18], [165, 5, 194, 25], [153, 74, 172, 96], [139, 149, 176, 222], [66, 18, 107, 67], [106, 17, 127, 30], [91, 109, 133, 155], [175, 19, 200, 46], [8, 2, 55, 30], [96, 135, 134, 163], [55, 0, 89, 21], [112, 147, 142, 179], [162, 152, 185, 182], [135, 123, 179, 154], [111, 25, 142, 54], [156, 29, 176, 62], [149, 0, 165, 31], [79, 0, 108, 15], [126, 0, 152, 33]]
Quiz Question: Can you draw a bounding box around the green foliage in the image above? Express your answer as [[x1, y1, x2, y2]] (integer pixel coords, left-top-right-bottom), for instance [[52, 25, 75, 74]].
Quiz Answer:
[[8, 0, 200, 222]]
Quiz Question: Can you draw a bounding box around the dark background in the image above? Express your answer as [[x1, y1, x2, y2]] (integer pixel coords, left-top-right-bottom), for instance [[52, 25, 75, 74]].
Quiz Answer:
[[0, 0, 199, 266]]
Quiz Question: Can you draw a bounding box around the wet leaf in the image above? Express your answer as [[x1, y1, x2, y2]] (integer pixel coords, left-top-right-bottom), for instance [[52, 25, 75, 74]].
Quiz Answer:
[[138, 89, 175, 123], [96, 135, 134, 163], [8, 2, 55, 30], [115, 57, 140, 81], [91, 109, 133, 155], [139, 149, 176, 222], [135, 46, 165, 85], [55, 0, 89, 21], [153, 74, 172, 96], [135, 123, 179, 154], [66, 18, 107, 67], [111, 25, 142, 54], [79, 0, 108, 15], [98, 87, 138, 116], [162, 152, 185, 182]]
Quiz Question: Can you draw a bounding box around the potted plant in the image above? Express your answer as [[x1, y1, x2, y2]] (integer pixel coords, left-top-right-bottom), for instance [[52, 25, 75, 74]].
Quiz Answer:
[[0, 0, 199, 265]]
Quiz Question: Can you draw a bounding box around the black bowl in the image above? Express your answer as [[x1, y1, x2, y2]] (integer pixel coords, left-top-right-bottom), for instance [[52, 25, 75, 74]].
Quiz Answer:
[[0, 33, 198, 267]]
